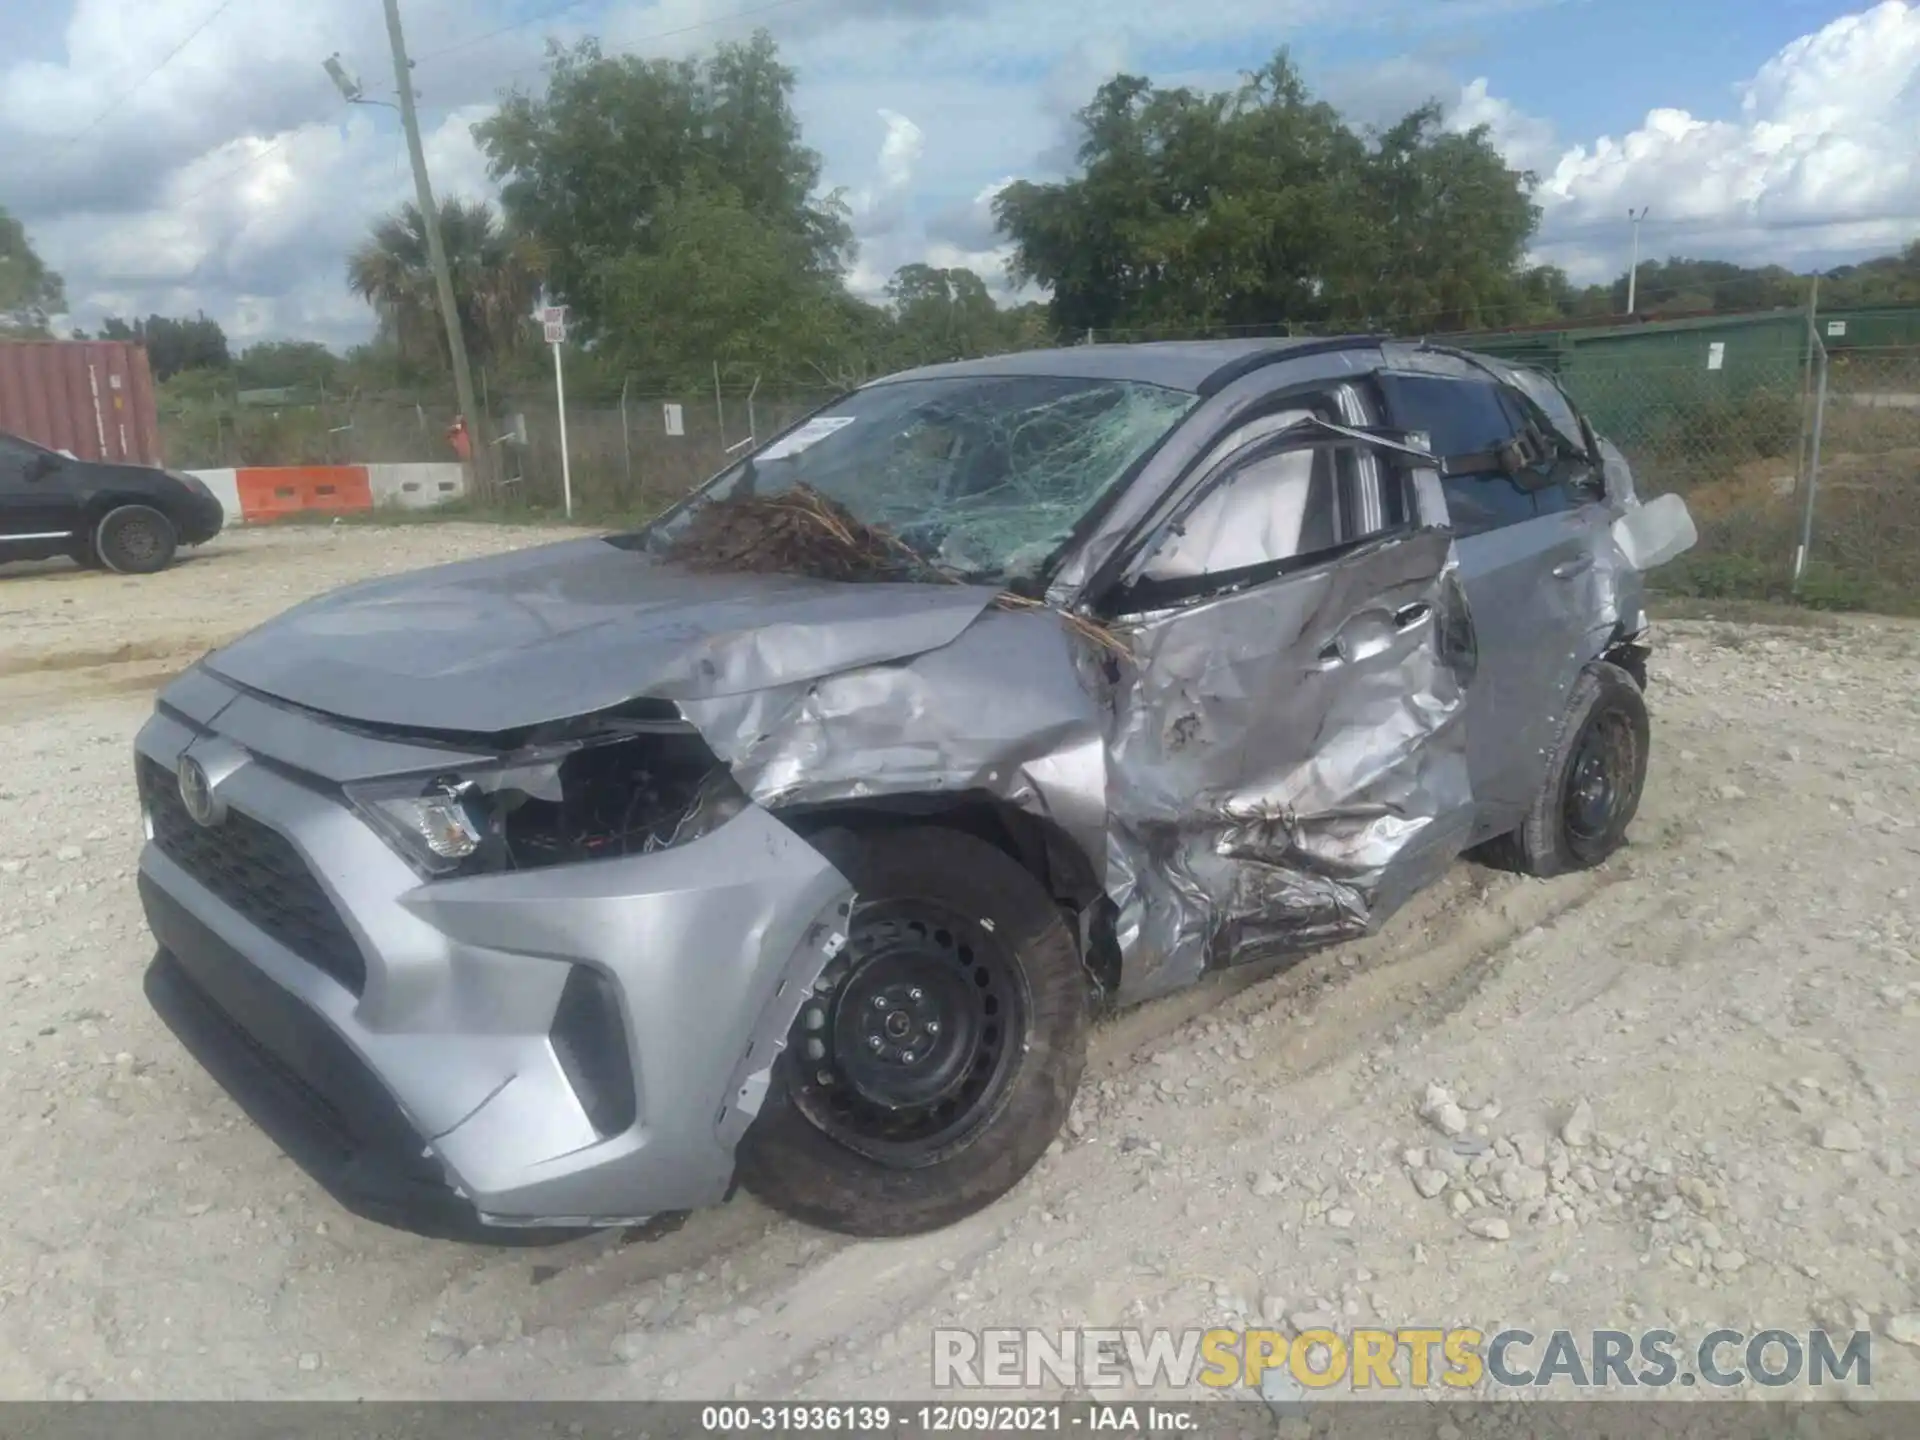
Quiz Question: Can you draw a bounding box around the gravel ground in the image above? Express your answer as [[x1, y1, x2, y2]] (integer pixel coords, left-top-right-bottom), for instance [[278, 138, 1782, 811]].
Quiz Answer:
[[2, 525, 1919, 1403]]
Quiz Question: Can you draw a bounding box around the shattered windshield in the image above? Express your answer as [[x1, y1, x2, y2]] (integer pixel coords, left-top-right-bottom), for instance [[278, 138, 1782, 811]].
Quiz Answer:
[[631, 374, 1194, 586]]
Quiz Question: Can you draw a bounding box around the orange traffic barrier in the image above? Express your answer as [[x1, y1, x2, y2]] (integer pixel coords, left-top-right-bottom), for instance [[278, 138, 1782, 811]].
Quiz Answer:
[[233, 466, 374, 521]]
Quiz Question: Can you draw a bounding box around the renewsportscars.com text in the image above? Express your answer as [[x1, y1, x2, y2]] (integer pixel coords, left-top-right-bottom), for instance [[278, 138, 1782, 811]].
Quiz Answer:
[[931, 1326, 1873, 1391]]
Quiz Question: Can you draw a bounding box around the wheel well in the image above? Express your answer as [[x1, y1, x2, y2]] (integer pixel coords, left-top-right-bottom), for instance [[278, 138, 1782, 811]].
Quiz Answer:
[[777, 793, 1120, 997], [1601, 632, 1649, 691]]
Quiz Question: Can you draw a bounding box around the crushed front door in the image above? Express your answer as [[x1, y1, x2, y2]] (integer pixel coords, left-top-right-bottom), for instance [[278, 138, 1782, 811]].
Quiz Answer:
[[1092, 423, 1474, 1003]]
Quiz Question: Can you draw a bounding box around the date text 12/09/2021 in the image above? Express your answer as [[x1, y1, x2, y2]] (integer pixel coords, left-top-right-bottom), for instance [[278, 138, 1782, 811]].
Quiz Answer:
[[699, 1406, 1198, 1432]]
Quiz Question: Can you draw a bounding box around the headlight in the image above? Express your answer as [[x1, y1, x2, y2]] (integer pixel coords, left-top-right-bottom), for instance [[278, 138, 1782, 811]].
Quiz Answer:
[[345, 729, 747, 879]]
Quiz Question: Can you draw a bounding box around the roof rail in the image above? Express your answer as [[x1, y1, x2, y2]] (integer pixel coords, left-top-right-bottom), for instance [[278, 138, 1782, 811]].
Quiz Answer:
[[1197, 334, 1391, 396]]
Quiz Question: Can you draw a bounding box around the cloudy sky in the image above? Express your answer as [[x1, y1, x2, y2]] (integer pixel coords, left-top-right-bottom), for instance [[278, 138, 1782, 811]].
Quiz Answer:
[[4, 0, 1918, 348]]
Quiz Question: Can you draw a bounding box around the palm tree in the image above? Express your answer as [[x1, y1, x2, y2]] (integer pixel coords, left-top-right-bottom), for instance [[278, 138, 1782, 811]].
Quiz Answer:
[[346, 198, 541, 370]]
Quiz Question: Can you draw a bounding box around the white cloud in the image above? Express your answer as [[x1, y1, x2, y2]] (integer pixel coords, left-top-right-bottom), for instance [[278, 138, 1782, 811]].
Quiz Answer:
[[1509, 0, 1920, 279], [9, 0, 1919, 346], [1446, 78, 1560, 177]]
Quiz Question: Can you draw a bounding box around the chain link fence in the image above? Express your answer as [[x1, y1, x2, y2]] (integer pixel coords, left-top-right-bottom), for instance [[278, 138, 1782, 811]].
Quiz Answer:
[[159, 341, 1920, 612], [1565, 342, 1920, 611]]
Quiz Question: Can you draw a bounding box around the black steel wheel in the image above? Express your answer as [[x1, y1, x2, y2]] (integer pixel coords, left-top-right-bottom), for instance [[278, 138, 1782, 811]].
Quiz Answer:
[[1504, 660, 1650, 877], [736, 827, 1088, 1236], [792, 897, 1028, 1167], [95, 504, 178, 575]]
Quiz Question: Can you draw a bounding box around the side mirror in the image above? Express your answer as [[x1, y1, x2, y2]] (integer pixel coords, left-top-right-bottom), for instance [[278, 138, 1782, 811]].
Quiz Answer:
[[25, 452, 59, 481]]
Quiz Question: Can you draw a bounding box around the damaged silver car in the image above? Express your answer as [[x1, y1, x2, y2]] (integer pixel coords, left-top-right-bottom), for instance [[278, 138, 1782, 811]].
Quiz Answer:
[[134, 337, 1696, 1240]]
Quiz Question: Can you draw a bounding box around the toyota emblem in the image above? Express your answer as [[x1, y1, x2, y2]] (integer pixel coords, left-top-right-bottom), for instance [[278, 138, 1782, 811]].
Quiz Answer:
[[176, 755, 222, 827]]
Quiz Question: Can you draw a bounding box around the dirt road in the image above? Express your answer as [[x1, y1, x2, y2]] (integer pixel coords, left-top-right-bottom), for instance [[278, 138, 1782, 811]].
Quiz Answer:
[[3, 526, 1918, 1402]]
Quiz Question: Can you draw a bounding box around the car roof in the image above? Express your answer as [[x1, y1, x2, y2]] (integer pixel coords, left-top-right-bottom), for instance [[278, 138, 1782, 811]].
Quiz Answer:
[[867, 336, 1385, 395]]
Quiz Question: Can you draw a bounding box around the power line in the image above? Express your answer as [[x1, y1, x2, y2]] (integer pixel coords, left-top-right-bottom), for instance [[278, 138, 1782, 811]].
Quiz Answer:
[[43, 0, 239, 162], [427, 0, 821, 91], [168, 97, 353, 209], [411, 0, 605, 65]]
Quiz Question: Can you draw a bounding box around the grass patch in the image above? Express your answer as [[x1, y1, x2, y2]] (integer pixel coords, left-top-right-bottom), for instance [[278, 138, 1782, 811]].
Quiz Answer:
[[1647, 595, 1841, 629], [1649, 550, 1920, 618]]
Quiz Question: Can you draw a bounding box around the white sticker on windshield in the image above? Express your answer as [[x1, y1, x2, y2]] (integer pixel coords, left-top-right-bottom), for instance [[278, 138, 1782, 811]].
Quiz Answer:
[[758, 415, 856, 461]]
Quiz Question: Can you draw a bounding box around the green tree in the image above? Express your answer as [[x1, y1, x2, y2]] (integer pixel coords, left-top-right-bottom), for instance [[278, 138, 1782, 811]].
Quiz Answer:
[[236, 340, 340, 391], [99, 311, 230, 379], [1821, 240, 1920, 306], [475, 30, 852, 351], [591, 185, 860, 389], [0, 206, 66, 336], [996, 54, 1546, 337], [346, 198, 540, 372], [1334, 103, 1541, 331], [885, 264, 1008, 363], [1613, 257, 1803, 315]]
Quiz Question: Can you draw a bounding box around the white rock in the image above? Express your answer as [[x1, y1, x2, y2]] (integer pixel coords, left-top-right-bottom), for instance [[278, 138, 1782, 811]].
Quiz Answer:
[[54, 846, 83, 862], [1561, 1099, 1596, 1148], [1714, 1251, 1747, 1273], [1516, 1134, 1548, 1170], [1420, 1084, 1468, 1138], [1261, 1295, 1288, 1325], [1884, 1314, 1920, 1348], [1450, 1191, 1472, 1216], [1413, 1169, 1449, 1199], [297, 1353, 320, 1372], [1820, 1121, 1866, 1153], [1327, 1208, 1355, 1229], [1253, 1171, 1286, 1197], [1499, 1165, 1549, 1203], [1468, 1217, 1511, 1241]]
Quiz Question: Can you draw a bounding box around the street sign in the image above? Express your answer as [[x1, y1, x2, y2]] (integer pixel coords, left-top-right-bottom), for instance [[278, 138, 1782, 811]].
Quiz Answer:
[[663, 403, 685, 437], [538, 305, 573, 516]]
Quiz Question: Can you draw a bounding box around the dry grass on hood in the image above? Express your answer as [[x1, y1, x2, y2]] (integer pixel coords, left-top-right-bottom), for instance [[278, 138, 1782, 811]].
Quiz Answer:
[[661, 485, 924, 584], [661, 483, 1131, 655]]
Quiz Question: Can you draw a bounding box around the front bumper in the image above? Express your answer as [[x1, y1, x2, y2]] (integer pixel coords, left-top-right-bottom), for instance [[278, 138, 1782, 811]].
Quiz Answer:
[[176, 489, 226, 546], [135, 672, 853, 1234]]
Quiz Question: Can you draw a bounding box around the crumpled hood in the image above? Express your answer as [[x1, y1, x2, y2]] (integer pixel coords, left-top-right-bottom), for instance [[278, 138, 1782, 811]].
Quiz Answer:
[[203, 536, 1000, 733]]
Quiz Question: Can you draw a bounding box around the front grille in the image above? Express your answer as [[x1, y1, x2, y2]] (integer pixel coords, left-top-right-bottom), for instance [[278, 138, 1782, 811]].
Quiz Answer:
[[137, 755, 367, 995]]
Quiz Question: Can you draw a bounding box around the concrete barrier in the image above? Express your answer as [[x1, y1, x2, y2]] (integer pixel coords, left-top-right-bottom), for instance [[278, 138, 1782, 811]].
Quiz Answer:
[[368, 462, 467, 509], [188, 463, 466, 524]]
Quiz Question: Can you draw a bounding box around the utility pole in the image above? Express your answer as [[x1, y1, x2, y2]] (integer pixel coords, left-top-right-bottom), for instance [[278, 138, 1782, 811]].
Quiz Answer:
[[380, 0, 490, 495], [1625, 207, 1650, 316]]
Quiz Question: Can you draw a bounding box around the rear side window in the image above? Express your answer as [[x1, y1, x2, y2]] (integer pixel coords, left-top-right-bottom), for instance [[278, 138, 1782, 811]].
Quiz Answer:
[[1378, 374, 1537, 536]]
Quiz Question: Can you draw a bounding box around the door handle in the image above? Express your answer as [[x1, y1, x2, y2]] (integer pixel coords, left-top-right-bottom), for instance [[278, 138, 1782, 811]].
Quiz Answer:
[[1552, 553, 1594, 580], [1315, 639, 1345, 669], [1392, 601, 1431, 630]]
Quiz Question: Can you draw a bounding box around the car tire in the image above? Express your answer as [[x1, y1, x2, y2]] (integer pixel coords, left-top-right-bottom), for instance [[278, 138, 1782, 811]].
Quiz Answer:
[[95, 504, 179, 575], [735, 827, 1088, 1237], [1503, 660, 1650, 878]]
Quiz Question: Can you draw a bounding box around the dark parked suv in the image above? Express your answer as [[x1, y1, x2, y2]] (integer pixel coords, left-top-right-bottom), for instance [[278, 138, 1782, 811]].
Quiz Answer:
[[0, 430, 225, 573]]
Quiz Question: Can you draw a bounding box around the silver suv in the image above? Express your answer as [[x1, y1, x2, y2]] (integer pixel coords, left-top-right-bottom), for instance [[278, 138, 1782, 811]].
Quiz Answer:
[[134, 338, 1694, 1240]]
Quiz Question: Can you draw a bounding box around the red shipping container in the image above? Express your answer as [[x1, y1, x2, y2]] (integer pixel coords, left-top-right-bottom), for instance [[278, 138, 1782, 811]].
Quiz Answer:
[[0, 340, 163, 466]]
